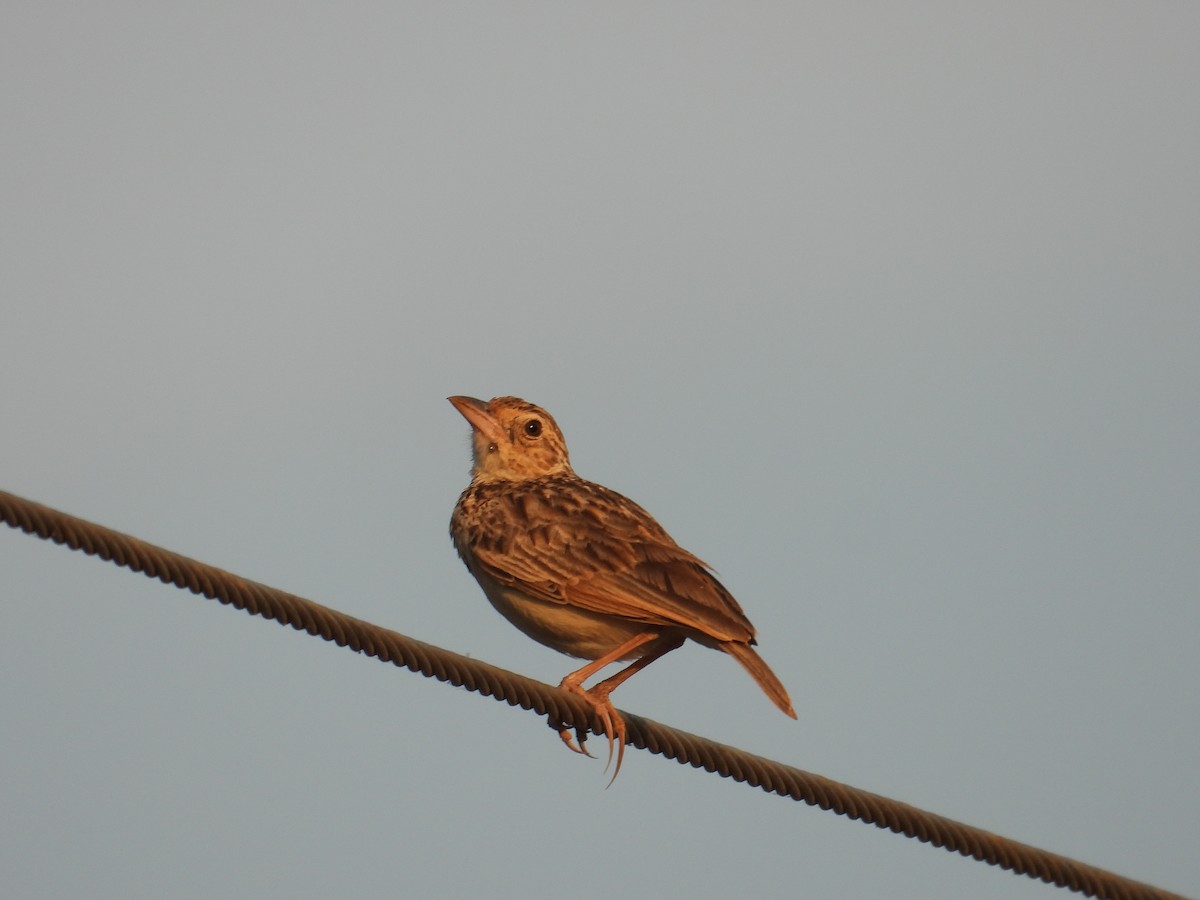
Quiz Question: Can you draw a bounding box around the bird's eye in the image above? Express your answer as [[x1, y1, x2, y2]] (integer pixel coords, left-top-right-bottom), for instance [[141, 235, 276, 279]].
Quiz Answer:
[[524, 419, 543, 438]]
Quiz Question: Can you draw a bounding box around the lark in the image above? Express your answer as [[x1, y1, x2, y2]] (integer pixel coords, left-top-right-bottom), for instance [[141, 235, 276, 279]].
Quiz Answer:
[[448, 395, 796, 780]]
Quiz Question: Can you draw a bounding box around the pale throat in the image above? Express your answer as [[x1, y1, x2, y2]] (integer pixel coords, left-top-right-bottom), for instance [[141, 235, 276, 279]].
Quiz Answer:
[[470, 435, 572, 481]]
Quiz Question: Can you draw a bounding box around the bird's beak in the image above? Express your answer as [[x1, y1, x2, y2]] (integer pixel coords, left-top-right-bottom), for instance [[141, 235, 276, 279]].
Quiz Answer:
[[448, 395, 506, 445]]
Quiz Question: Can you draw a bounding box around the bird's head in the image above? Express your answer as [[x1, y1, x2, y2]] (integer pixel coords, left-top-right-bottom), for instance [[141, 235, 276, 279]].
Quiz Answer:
[[448, 395, 572, 482]]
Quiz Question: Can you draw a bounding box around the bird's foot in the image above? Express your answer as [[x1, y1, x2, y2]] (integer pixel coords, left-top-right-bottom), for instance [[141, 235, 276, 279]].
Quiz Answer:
[[553, 720, 594, 757], [557, 679, 627, 785]]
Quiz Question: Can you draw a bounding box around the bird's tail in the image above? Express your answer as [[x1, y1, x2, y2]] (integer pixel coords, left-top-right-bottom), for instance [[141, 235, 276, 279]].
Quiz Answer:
[[723, 642, 797, 719]]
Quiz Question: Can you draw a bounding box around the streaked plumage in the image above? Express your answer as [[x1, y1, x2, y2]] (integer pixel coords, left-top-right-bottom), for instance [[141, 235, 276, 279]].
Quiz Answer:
[[448, 395, 795, 780]]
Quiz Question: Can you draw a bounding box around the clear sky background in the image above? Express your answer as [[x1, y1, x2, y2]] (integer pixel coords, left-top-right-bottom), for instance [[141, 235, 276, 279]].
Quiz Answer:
[[2, 4, 1197, 898]]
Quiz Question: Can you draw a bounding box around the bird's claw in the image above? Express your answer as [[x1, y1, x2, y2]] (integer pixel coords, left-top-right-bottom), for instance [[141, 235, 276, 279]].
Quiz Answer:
[[597, 703, 627, 788], [554, 720, 594, 757], [555, 683, 629, 784]]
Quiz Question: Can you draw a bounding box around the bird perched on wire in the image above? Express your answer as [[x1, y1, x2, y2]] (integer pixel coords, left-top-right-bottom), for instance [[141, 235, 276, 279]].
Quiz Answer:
[[448, 395, 795, 781]]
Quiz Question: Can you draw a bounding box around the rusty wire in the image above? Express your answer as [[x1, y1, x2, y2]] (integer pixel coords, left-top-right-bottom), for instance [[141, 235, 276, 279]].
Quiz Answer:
[[0, 489, 1185, 900]]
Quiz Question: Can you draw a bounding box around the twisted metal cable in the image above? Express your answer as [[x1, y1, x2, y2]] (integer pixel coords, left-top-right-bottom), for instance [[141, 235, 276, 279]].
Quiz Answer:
[[0, 490, 1184, 900]]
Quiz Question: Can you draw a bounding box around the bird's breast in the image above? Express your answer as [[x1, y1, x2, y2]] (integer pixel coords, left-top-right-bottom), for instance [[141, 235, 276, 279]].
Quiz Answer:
[[470, 568, 659, 661]]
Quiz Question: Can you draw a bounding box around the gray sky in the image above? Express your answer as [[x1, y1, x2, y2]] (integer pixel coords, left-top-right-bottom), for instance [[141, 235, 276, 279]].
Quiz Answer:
[[2, 4, 1197, 898]]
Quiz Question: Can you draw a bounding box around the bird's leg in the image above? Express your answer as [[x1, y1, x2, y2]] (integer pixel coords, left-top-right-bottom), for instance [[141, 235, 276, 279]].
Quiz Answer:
[[555, 632, 685, 784], [585, 635, 684, 784], [555, 632, 660, 758]]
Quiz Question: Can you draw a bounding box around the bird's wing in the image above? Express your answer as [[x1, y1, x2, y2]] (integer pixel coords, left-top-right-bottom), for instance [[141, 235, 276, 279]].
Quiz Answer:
[[565, 555, 756, 643], [466, 477, 757, 643]]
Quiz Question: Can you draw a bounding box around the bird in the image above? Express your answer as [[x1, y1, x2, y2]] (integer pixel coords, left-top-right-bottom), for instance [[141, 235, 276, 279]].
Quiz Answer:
[[448, 395, 795, 781]]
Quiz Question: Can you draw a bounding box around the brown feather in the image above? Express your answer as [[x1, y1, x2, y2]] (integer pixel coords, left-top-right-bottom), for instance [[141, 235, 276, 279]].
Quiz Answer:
[[722, 641, 798, 718], [457, 475, 755, 642]]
